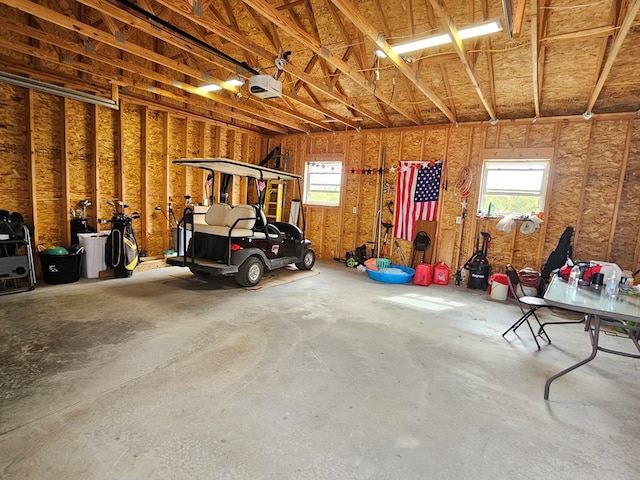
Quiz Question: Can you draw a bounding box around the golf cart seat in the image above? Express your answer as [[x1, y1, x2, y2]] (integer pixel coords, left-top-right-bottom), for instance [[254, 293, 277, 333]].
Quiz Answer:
[[195, 203, 257, 237], [272, 221, 304, 241]]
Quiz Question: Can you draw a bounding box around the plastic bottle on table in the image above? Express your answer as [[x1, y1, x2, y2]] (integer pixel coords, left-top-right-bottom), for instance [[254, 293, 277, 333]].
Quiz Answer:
[[605, 272, 617, 297], [568, 264, 580, 288]]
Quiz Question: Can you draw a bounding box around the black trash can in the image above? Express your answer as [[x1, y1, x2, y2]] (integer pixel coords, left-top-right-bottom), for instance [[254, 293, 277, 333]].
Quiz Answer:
[[38, 251, 83, 284], [467, 262, 491, 290]]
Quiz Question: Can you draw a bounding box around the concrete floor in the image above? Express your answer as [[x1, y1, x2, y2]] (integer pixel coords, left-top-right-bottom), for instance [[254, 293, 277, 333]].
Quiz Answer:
[[1, 260, 639, 480]]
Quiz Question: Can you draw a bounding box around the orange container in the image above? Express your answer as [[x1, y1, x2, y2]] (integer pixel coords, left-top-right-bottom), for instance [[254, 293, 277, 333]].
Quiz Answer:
[[433, 262, 450, 285]]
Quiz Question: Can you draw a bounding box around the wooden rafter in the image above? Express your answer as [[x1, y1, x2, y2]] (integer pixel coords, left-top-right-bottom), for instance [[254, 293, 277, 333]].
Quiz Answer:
[[512, 0, 527, 38], [293, 55, 318, 94], [220, 0, 257, 67], [152, 0, 387, 127], [426, 0, 495, 121], [0, 15, 302, 133], [481, 0, 497, 117], [242, 0, 421, 124], [531, 0, 541, 118], [329, 0, 455, 123], [242, 3, 282, 52], [586, 0, 640, 113]]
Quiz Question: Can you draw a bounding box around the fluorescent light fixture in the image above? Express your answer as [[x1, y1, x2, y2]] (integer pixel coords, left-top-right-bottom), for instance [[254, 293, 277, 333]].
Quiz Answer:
[[198, 83, 222, 92], [225, 75, 245, 87], [376, 18, 503, 57]]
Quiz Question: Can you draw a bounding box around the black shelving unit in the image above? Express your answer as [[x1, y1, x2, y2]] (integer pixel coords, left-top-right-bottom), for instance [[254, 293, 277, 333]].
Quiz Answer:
[[0, 225, 36, 295]]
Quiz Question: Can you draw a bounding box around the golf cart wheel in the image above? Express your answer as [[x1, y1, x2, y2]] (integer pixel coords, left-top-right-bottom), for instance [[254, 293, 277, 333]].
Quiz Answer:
[[189, 266, 210, 276], [296, 248, 315, 271], [235, 256, 264, 287]]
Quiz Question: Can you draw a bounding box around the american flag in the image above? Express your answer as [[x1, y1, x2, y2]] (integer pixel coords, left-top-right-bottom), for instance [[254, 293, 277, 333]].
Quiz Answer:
[[393, 161, 442, 241]]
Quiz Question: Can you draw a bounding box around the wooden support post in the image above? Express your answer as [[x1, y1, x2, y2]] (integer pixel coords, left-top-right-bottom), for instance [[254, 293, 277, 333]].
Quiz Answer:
[[116, 105, 124, 204], [26, 90, 39, 246], [140, 105, 149, 253], [61, 98, 70, 247], [90, 104, 100, 232]]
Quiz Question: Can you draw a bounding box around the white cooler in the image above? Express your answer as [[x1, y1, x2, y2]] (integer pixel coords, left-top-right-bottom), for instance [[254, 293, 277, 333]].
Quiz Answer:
[[77, 231, 110, 278]]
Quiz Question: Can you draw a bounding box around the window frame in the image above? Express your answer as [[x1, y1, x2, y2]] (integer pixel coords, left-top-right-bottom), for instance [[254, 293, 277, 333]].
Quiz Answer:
[[303, 159, 343, 207], [478, 157, 551, 217]]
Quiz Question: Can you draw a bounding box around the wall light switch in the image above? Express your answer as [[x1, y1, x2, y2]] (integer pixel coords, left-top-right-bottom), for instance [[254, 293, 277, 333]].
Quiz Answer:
[[353, 207, 357, 214], [456, 216, 462, 224]]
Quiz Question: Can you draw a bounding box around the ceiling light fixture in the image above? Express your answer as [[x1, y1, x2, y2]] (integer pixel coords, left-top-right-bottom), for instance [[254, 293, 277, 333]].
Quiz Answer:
[[225, 74, 245, 88], [489, 118, 499, 126], [198, 83, 223, 92], [582, 111, 593, 120], [376, 18, 503, 58]]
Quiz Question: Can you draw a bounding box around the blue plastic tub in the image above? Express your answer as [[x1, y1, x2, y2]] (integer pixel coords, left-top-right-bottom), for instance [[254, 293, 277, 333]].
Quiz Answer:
[[366, 264, 415, 284]]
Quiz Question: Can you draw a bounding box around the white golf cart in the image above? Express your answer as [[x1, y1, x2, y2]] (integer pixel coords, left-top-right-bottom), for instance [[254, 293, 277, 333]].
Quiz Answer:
[[166, 158, 315, 287]]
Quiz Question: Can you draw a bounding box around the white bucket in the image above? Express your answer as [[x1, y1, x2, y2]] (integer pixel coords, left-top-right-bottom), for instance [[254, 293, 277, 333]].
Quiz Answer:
[[490, 282, 508, 301]]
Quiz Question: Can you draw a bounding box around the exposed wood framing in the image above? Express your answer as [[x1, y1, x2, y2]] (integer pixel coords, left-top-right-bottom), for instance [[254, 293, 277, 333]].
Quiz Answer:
[[242, 0, 421, 124], [585, 0, 640, 114], [427, 0, 495, 121], [329, 0, 455, 123], [152, 0, 387, 127]]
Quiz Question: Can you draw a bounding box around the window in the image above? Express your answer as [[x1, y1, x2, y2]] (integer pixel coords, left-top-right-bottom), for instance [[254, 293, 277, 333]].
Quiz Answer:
[[303, 161, 342, 206], [479, 160, 550, 216]]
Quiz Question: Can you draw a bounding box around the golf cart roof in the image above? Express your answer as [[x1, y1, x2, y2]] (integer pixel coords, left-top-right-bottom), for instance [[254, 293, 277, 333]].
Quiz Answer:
[[173, 158, 301, 181]]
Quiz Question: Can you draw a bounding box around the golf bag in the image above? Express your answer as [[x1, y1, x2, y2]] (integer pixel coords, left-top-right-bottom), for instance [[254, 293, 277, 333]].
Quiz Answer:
[[106, 217, 139, 278]]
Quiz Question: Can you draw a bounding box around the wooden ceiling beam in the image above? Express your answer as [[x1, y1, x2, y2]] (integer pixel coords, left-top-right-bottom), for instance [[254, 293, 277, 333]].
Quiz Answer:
[[73, 0, 233, 87], [325, 1, 371, 84], [329, 0, 455, 123], [371, 0, 392, 36], [0, 50, 273, 134], [439, 64, 457, 120], [586, 0, 640, 113], [531, 0, 541, 118], [481, 0, 497, 118], [512, 0, 527, 38], [220, 0, 258, 67], [0, 19, 299, 134], [242, 3, 282, 53], [541, 26, 618, 43], [293, 54, 318, 94], [152, 0, 387, 127], [6, 0, 228, 91], [242, 0, 421, 124], [426, 0, 495, 121]]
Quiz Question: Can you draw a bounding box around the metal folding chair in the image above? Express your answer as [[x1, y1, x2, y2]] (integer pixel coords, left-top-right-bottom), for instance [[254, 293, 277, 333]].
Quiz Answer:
[[502, 265, 552, 350]]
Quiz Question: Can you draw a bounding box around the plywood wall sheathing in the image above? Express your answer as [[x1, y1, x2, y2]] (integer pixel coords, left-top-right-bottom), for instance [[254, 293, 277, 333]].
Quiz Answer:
[[273, 117, 640, 276], [0, 84, 30, 222], [2, 79, 640, 274]]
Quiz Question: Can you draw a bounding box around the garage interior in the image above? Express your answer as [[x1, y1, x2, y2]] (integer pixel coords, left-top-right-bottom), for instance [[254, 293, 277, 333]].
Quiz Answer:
[[1, 0, 640, 478]]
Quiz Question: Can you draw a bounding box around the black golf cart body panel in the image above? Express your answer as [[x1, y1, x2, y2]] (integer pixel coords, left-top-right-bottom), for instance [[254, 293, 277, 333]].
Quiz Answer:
[[165, 158, 314, 286]]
